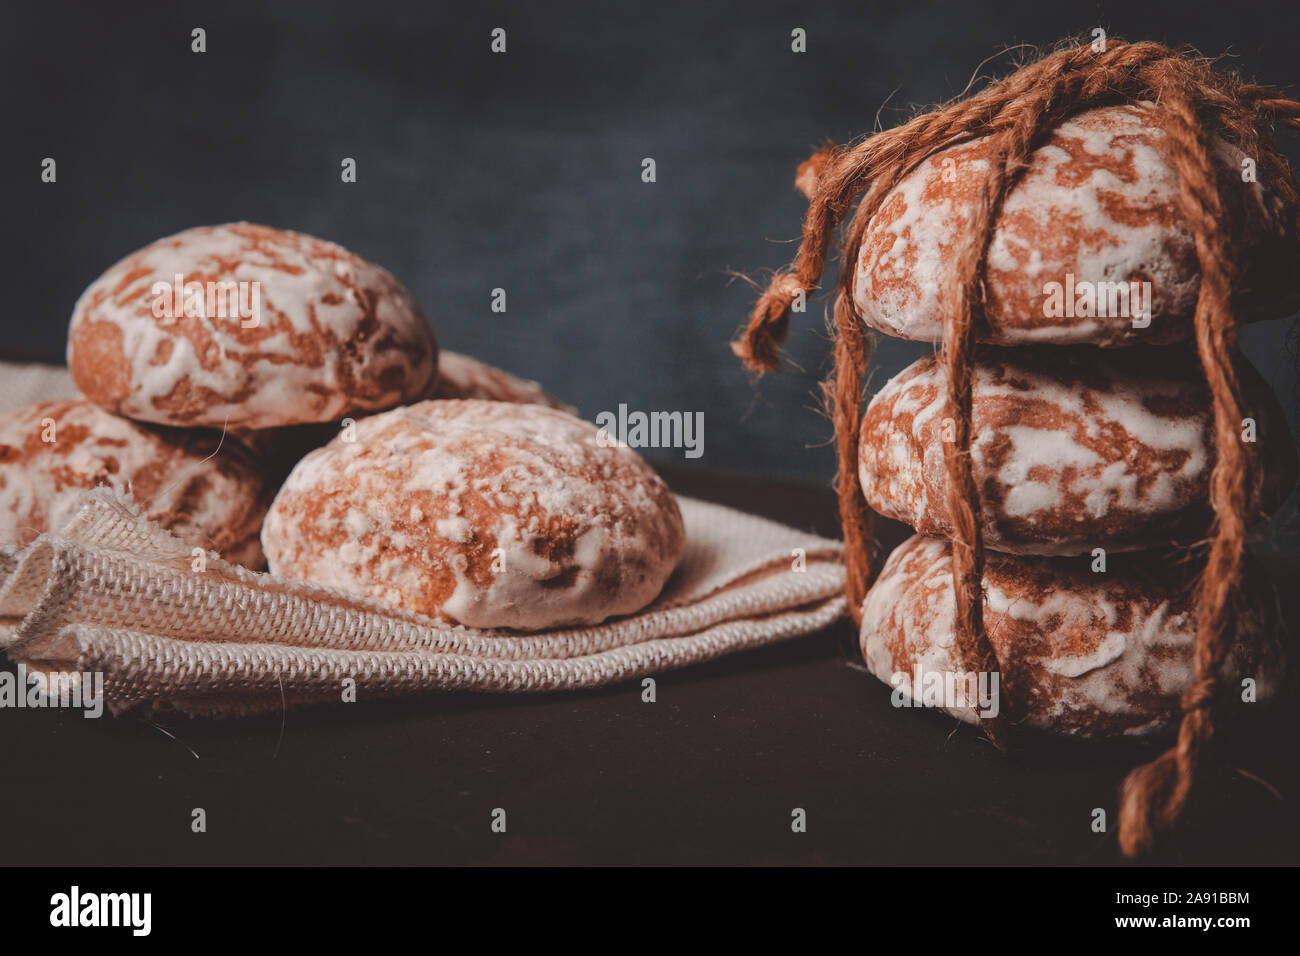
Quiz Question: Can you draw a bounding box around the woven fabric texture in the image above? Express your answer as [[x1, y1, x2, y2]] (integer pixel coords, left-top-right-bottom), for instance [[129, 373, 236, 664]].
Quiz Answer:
[[0, 362, 846, 715]]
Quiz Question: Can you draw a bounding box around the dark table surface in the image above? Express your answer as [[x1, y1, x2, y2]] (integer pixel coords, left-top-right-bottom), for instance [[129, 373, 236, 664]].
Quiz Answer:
[[1, 462, 1296, 866]]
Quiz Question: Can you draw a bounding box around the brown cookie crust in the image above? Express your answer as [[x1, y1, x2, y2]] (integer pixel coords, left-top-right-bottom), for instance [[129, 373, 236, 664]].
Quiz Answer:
[[860, 534, 1287, 737], [0, 399, 270, 566], [262, 400, 685, 630], [859, 346, 1297, 555], [68, 223, 437, 429], [853, 104, 1300, 345]]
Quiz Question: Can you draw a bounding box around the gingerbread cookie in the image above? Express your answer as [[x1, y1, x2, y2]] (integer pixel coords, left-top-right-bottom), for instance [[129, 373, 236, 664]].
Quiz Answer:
[[68, 223, 437, 429], [858, 346, 1296, 555], [0, 400, 269, 566], [860, 534, 1286, 737], [853, 104, 1300, 346], [233, 352, 572, 486], [262, 400, 685, 630], [427, 350, 572, 411]]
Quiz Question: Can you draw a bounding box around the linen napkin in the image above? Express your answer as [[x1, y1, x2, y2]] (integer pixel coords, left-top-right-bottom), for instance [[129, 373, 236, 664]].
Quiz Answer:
[[0, 362, 846, 715]]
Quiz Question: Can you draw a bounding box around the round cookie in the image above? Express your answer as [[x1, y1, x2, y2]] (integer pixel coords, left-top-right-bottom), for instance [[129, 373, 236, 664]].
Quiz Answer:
[[860, 534, 1286, 738], [853, 103, 1300, 346], [262, 399, 686, 630], [233, 352, 571, 487], [428, 350, 572, 411], [0, 400, 270, 566], [68, 223, 438, 429], [858, 346, 1297, 555]]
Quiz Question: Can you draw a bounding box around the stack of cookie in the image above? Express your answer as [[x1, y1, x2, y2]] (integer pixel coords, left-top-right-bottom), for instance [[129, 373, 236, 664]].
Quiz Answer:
[[850, 104, 1299, 737], [0, 224, 563, 565], [1, 222, 438, 567], [1, 222, 685, 631]]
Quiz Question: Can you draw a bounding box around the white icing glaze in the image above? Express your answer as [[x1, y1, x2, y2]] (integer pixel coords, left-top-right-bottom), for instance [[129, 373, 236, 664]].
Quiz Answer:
[[853, 104, 1292, 345], [262, 399, 685, 630], [68, 223, 437, 429], [858, 348, 1294, 555], [859, 534, 1286, 737], [0, 399, 267, 565]]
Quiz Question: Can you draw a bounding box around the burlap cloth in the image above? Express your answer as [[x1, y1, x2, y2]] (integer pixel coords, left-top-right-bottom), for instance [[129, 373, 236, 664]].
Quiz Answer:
[[0, 362, 846, 716]]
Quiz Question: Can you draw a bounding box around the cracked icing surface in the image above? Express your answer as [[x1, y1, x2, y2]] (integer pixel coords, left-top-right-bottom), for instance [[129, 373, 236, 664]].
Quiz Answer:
[[0, 399, 269, 566], [262, 399, 686, 630], [858, 347, 1296, 555], [426, 350, 571, 410], [859, 535, 1286, 737], [854, 104, 1300, 345], [67, 223, 438, 429]]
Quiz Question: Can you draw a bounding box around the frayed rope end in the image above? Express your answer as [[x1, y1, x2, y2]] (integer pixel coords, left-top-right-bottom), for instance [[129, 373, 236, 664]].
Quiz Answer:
[[1117, 748, 1182, 857], [731, 272, 807, 373]]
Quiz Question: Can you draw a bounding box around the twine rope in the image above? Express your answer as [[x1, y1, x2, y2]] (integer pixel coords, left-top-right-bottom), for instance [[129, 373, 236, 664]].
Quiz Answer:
[[732, 39, 1300, 857]]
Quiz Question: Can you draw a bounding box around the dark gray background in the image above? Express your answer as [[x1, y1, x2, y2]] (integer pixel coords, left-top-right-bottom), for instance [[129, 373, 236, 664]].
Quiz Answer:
[[3, 0, 1299, 489]]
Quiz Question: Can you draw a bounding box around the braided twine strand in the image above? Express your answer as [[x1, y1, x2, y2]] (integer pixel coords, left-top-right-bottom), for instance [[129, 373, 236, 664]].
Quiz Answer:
[[732, 39, 1300, 856]]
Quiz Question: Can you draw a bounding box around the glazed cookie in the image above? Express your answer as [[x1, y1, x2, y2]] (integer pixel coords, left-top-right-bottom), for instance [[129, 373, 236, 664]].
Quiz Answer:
[[262, 400, 686, 630], [858, 346, 1297, 555], [860, 534, 1286, 738], [428, 350, 572, 411], [68, 223, 437, 429], [0, 400, 270, 566], [854, 103, 1300, 346], [233, 352, 571, 487]]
